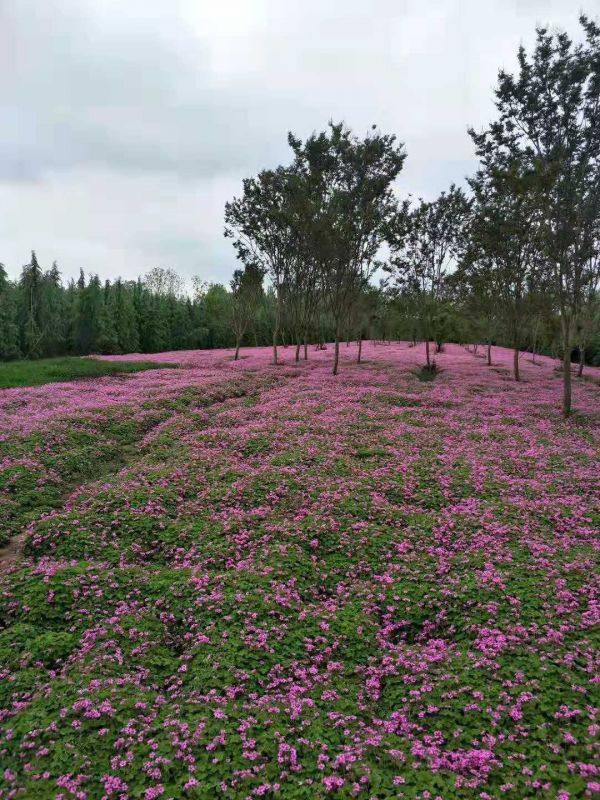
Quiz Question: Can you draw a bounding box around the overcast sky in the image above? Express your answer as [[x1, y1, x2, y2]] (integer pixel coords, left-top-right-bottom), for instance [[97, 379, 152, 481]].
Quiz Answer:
[[0, 0, 591, 287]]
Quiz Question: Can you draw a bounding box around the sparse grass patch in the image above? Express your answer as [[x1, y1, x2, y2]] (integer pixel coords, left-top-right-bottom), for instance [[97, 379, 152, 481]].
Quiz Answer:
[[0, 356, 175, 389], [414, 362, 441, 381]]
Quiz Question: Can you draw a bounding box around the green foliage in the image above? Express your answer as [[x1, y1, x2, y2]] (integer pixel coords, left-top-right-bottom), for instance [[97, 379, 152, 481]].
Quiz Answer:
[[0, 256, 274, 361], [0, 264, 20, 359], [386, 185, 471, 361], [463, 16, 600, 411]]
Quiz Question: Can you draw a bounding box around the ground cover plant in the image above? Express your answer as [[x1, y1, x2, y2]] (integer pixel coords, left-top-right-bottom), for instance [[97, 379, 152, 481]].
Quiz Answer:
[[0, 342, 599, 800]]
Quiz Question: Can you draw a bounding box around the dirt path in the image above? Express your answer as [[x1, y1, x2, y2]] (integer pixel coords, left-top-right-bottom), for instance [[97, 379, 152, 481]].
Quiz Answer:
[[0, 531, 27, 573]]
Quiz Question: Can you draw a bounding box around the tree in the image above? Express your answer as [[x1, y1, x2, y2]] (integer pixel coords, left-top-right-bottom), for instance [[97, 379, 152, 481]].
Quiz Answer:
[[348, 283, 380, 363], [471, 16, 600, 413], [1, 257, 252, 361], [113, 279, 140, 353], [202, 284, 233, 349], [0, 265, 20, 360], [575, 268, 600, 376], [167, 293, 194, 351], [96, 281, 120, 354], [289, 122, 406, 374], [18, 251, 44, 358], [144, 267, 184, 298], [387, 186, 470, 367], [456, 166, 539, 380], [230, 263, 264, 360], [225, 167, 297, 365], [71, 271, 104, 354], [40, 261, 67, 357]]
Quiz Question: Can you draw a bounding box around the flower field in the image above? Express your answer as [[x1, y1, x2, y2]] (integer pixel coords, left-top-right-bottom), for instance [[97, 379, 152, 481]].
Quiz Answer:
[[0, 343, 599, 800]]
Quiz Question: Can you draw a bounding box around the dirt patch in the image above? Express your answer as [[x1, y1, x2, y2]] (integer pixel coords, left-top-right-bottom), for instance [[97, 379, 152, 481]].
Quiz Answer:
[[0, 531, 27, 573]]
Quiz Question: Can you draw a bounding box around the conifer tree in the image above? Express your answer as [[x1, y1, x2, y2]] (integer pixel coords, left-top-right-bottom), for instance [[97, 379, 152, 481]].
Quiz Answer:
[[0, 264, 20, 360]]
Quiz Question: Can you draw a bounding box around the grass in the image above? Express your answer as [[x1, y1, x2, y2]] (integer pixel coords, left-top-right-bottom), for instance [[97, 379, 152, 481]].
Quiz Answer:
[[414, 361, 441, 381], [0, 356, 175, 389]]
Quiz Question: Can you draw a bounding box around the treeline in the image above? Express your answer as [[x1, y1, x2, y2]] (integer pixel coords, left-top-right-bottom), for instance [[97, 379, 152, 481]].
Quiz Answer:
[[0, 255, 403, 361], [3, 251, 594, 368], [223, 16, 600, 416], [0, 259, 276, 360]]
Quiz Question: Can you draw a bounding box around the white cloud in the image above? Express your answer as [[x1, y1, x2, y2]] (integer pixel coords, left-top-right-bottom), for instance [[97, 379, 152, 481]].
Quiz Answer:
[[0, 168, 238, 284]]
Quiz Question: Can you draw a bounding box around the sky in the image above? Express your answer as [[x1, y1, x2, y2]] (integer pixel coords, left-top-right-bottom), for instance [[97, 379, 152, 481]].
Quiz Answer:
[[0, 0, 592, 288]]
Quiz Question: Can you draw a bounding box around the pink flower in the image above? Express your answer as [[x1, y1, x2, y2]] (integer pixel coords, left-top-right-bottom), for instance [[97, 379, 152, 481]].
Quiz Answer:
[[144, 786, 165, 799]]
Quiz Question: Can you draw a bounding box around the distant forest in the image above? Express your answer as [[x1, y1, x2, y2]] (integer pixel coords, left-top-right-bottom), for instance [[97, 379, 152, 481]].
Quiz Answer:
[[1, 251, 598, 367], [0, 256, 280, 360]]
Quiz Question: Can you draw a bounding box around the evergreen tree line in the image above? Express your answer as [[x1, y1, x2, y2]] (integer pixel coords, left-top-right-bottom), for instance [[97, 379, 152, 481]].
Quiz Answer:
[[0, 258, 281, 360]]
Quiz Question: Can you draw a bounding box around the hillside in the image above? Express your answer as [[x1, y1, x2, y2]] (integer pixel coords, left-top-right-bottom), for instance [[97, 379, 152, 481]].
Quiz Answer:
[[0, 343, 598, 799]]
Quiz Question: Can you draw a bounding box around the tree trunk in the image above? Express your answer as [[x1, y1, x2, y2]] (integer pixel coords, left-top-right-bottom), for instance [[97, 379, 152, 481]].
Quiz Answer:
[[513, 346, 520, 382], [563, 343, 572, 417], [425, 339, 430, 367], [487, 342, 492, 366], [272, 320, 279, 365], [234, 339, 240, 361], [357, 333, 363, 364], [578, 346, 584, 378], [333, 337, 340, 375], [272, 292, 280, 365], [295, 341, 301, 363], [303, 337, 308, 360]]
